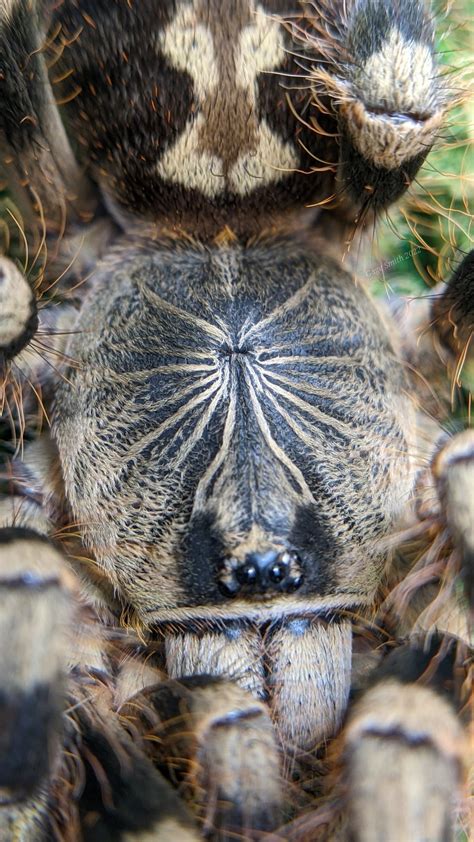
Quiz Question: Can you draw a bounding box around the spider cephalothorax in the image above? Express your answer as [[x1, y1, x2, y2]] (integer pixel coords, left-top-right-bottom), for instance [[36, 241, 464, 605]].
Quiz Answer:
[[54, 242, 413, 621], [0, 1, 471, 841]]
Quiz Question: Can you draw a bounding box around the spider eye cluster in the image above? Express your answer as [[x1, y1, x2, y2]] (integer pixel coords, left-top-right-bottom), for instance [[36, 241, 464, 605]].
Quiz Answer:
[[218, 550, 304, 598]]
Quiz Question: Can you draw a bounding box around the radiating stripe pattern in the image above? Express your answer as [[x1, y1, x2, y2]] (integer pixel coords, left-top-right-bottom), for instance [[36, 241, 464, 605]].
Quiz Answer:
[[54, 241, 415, 619]]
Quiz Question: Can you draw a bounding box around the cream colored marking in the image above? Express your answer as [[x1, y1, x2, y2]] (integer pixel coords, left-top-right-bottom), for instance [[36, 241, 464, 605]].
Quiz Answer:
[[106, 362, 219, 377], [262, 367, 354, 397], [138, 279, 230, 343], [124, 358, 229, 480], [245, 363, 335, 492], [258, 367, 355, 437], [156, 1, 298, 196], [0, 257, 34, 348], [123, 819, 199, 842], [0, 540, 73, 692], [239, 274, 316, 345], [156, 118, 224, 196], [127, 344, 217, 361], [228, 120, 299, 190], [192, 384, 237, 509], [127, 373, 222, 459], [0, 0, 17, 23], [169, 366, 230, 471], [244, 364, 315, 503], [259, 353, 357, 366], [140, 369, 220, 412], [344, 29, 443, 169], [354, 30, 437, 115]]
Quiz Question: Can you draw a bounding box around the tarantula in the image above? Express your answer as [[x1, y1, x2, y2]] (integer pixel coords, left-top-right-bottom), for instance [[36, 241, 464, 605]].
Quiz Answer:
[[0, 0, 471, 840]]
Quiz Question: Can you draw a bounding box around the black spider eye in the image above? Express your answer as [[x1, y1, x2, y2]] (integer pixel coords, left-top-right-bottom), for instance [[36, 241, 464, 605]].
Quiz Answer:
[[236, 563, 258, 586], [267, 562, 286, 583]]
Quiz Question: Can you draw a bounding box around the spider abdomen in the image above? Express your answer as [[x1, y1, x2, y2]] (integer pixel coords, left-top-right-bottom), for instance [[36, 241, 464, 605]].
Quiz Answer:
[[54, 241, 415, 623], [49, 0, 336, 236]]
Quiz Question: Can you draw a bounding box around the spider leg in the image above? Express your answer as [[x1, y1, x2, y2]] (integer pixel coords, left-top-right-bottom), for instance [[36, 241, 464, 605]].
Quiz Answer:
[[0, 524, 201, 841], [431, 251, 474, 362], [389, 424, 474, 634], [0, 527, 73, 840], [75, 696, 200, 842], [341, 636, 468, 842], [123, 676, 283, 842], [382, 250, 474, 426], [162, 627, 283, 837], [0, 0, 95, 234], [0, 255, 78, 382], [164, 617, 352, 752], [0, 254, 79, 442], [0, 241, 117, 436], [337, 424, 474, 842], [432, 428, 474, 616], [148, 618, 352, 837], [313, 0, 445, 225]]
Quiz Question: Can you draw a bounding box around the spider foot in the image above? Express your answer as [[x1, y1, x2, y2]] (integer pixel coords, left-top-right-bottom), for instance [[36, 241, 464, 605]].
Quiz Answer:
[[318, 0, 445, 218], [124, 676, 283, 841], [0, 257, 38, 369], [342, 641, 467, 842]]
